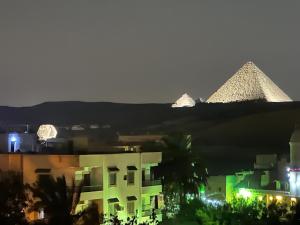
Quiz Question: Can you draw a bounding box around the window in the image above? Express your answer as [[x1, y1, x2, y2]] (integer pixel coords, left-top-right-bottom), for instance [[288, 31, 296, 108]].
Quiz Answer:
[[83, 174, 91, 186], [38, 174, 50, 183], [108, 167, 119, 186], [127, 201, 135, 215], [109, 203, 120, 216], [109, 173, 117, 186], [127, 166, 137, 185], [108, 198, 120, 215], [142, 169, 146, 182], [127, 171, 134, 185], [35, 169, 51, 182]]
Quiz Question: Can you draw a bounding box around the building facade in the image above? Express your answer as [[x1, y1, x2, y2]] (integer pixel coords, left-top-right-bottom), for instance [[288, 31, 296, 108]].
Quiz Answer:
[[0, 152, 163, 223], [76, 152, 163, 222], [289, 129, 300, 197], [206, 153, 293, 206]]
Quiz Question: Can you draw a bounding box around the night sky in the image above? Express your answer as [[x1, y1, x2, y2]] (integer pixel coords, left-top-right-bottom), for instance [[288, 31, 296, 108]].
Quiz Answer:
[[1, 0, 300, 106]]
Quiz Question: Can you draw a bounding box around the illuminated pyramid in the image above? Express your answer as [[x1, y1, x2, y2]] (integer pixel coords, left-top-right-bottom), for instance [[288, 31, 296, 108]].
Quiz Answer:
[[207, 61, 292, 103], [172, 93, 195, 108]]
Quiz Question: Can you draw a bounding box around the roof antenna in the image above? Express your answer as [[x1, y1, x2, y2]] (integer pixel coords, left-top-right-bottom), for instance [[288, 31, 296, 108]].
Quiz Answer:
[[25, 124, 29, 133]]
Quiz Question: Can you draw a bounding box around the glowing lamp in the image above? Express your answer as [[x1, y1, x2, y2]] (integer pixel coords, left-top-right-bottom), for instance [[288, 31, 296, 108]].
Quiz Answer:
[[269, 196, 273, 201], [258, 196, 263, 201], [10, 136, 17, 142], [291, 198, 297, 203], [37, 124, 58, 141], [276, 196, 283, 201]]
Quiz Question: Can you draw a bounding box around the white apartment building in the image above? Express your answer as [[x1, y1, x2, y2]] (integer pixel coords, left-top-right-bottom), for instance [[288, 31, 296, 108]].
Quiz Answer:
[[75, 152, 163, 223]]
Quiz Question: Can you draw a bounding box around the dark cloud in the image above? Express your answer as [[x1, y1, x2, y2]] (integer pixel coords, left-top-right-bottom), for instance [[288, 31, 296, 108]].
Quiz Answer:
[[0, 0, 299, 106]]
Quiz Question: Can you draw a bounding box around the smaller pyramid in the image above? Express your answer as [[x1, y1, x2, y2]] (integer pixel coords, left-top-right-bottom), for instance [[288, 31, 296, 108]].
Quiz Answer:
[[207, 62, 292, 103], [172, 93, 196, 108]]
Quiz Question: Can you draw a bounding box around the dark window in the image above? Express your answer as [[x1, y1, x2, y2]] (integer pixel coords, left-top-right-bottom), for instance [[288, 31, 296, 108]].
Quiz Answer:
[[127, 171, 134, 185], [109, 173, 117, 186], [142, 169, 145, 182], [83, 174, 91, 186], [38, 174, 50, 182]]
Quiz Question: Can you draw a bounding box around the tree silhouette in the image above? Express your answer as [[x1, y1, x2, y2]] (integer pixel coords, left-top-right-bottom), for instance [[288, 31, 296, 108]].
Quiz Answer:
[[0, 171, 28, 225], [156, 134, 207, 214], [26, 175, 81, 225]]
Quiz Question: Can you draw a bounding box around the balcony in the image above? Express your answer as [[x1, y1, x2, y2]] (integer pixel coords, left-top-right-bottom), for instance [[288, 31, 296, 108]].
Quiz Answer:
[[142, 180, 162, 195], [82, 185, 103, 192], [80, 185, 103, 201], [142, 180, 161, 187], [142, 209, 162, 217]]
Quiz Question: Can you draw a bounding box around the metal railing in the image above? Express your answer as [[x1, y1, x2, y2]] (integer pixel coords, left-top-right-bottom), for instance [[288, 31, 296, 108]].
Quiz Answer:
[[142, 209, 162, 217], [82, 185, 103, 192], [142, 180, 161, 187]]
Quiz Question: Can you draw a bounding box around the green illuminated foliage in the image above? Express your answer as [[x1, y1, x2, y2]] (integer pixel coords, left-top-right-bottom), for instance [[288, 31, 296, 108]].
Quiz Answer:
[[161, 198, 299, 225]]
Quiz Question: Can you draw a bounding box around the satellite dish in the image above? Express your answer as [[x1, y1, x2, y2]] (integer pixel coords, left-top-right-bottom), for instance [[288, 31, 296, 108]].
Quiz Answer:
[[37, 124, 58, 141]]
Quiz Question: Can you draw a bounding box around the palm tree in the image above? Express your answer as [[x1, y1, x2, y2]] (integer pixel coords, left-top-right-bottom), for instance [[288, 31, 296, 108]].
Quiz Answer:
[[26, 175, 81, 225], [156, 134, 207, 210]]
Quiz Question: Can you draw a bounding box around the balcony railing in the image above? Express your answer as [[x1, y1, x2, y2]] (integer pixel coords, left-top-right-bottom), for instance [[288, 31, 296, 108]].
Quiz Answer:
[[142, 180, 161, 187], [82, 185, 103, 192], [142, 209, 162, 217]]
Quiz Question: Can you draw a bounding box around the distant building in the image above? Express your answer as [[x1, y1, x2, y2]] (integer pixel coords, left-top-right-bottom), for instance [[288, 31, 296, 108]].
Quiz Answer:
[[206, 153, 292, 206], [206, 176, 226, 201], [0, 127, 164, 155], [0, 132, 37, 153], [289, 128, 300, 197], [205, 125, 300, 206]]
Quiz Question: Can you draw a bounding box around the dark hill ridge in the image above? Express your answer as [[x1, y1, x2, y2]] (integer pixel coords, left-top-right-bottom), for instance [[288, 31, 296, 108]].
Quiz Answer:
[[0, 101, 299, 174], [0, 100, 299, 125], [0, 101, 299, 141]]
